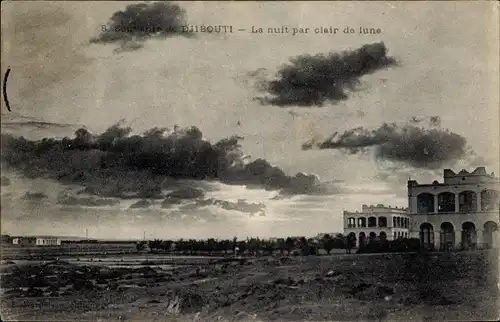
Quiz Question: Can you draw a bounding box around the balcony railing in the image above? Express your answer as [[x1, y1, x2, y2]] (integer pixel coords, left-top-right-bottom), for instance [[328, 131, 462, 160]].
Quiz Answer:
[[416, 209, 499, 215]]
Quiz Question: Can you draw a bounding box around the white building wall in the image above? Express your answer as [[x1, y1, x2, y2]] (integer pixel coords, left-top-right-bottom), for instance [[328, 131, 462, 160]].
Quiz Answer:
[[343, 205, 411, 244], [35, 238, 61, 246]]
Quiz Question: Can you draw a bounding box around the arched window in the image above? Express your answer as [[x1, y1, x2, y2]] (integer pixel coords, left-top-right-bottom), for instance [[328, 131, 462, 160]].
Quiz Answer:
[[438, 192, 455, 212], [440, 222, 455, 250], [368, 217, 377, 227], [347, 217, 356, 228], [481, 190, 499, 211], [357, 217, 367, 228], [417, 193, 435, 214], [368, 232, 377, 243], [459, 191, 477, 212], [378, 216, 387, 227]]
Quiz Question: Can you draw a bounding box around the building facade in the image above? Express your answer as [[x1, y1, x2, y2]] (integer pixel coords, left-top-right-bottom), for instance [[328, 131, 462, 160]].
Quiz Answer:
[[343, 204, 411, 247], [409, 167, 500, 250]]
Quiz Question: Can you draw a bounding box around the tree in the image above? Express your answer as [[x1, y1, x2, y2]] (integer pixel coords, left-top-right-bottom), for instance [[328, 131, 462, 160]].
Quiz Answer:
[[247, 238, 260, 256], [276, 238, 286, 255], [206, 238, 217, 255], [148, 239, 163, 252], [220, 239, 233, 254], [345, 233, 356, 254], [161, 240, 173, 252], [262, 240, 275, 256], [322, 234, 335, 255], [136, 241, 148, 252], [285, 237, 295, 254], [236, 240, 247, 254]]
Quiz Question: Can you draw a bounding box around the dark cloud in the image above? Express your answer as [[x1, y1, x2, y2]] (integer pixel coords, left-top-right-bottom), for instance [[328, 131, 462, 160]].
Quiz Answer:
[[211, 199, 265, 215], [129, 199, 153, 209], [409, 116, 442, 128], [166, 187, 205, 199], [1, 176, 11, 186], [254, 42, 398, 107], [90, 1, 193, 52], [57, 194, 119, 207], [176, 198, 266, 215], [303, 120, 471, 170], [21, 192, 48, 200], [1, 123, 331, 197], [161, 187, 205, 207]]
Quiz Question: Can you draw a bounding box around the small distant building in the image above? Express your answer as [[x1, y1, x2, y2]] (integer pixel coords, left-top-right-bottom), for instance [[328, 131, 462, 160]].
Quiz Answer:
[[12, 237, 36, 246], [12, 236, 61, 246], [343, 204, 411, 247]]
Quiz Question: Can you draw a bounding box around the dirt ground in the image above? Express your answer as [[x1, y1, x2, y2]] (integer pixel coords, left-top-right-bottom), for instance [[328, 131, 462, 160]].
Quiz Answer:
[[1, 251, 499, 321]]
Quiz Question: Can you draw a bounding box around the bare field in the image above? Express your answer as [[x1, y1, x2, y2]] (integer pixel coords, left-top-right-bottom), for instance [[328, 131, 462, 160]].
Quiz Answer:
[[1, 251, 499, 321]]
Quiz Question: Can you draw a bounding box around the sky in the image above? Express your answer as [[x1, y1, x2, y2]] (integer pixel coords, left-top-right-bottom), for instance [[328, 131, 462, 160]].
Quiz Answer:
[[1, 1, 499, 240]]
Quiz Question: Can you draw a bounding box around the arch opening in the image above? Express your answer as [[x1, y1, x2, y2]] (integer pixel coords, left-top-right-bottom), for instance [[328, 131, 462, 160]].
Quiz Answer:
[[481, 190, 499, 211], [368, 232, 377, 242], [367, 217, 377, 228], [438, 192, 455, 212], [440, 222, 455, 250], [378, 216, 387, 228], [417, 193, 435, 214], [459, 191, 477, 212], [347, 232, 357, 248], [357, 217, 367, 228], [483, 221, 498, 249], [358, 232, 366, 248], [461, 221, 476, 250], [419, 223, 434, 249]]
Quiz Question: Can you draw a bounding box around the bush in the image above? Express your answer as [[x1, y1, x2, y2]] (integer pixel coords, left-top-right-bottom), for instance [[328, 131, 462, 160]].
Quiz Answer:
[[358, 238, 424, 254]]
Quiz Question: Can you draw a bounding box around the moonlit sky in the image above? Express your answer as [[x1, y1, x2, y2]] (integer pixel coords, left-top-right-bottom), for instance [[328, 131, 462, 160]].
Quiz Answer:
[[1, 1, 498, 239]]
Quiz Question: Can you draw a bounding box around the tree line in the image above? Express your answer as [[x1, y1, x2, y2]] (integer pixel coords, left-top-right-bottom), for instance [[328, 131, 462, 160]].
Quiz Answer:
[[137, 233, 422, 256]]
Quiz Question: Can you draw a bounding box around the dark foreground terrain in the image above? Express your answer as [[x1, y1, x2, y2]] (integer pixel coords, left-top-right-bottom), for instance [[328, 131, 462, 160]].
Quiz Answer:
[[1, 251, 499, 321]]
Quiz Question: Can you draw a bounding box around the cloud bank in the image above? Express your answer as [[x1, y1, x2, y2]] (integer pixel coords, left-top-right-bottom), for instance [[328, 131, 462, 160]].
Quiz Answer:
[[254, 42, 398, 107], [303, 116, 473, 170], [90, 1, 193, 52], [57, 194, 119, 207], [21, 191, 48, 201], [1, 123, 333, 199]]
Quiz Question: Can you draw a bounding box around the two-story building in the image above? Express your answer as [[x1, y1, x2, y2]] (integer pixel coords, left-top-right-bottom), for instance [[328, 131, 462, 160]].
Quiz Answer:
[[343, 204, 411, 247], [408, 167, 499, 250]]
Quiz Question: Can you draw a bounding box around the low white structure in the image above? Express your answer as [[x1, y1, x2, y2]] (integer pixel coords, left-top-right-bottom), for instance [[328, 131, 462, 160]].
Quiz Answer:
[[12, 236, 61, 246], [343, 204, 411, 247]]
